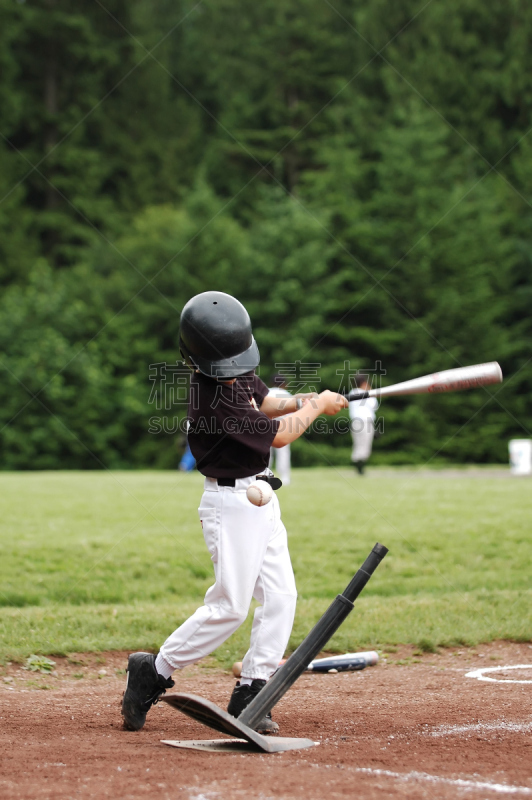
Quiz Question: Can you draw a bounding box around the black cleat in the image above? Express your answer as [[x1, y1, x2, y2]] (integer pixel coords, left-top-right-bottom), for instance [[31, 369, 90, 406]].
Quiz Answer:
[[227, 679, 279, 735], [121, 652, 174, 731]]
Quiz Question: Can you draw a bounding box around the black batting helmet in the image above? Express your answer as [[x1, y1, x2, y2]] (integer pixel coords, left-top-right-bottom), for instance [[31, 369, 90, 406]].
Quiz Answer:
[[179, 291, 260, 379]]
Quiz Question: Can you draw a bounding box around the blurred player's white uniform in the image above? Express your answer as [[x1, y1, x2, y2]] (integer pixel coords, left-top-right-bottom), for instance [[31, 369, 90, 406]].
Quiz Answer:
[[268, 386, 292, 485], [349, 395, 378, 473]]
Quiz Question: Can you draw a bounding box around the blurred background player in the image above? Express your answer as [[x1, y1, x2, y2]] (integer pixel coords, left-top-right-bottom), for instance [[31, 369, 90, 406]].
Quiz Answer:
[[349, 372, 379, 475], [268, 374, 292, 485]]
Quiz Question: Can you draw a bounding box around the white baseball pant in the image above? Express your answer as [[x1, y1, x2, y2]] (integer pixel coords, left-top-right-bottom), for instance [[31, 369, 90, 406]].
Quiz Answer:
[[350, 417, 375, 462], [159, 476, 297, 680]]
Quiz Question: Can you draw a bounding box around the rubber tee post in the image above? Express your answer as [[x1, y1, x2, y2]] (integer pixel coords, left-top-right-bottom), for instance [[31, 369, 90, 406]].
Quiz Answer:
[[239, 542, 388, 730]]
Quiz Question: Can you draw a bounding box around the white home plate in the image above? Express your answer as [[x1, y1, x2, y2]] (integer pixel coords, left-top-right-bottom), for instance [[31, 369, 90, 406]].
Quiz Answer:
[[162, 738, 260, 753], [161, 738, 318, 753]]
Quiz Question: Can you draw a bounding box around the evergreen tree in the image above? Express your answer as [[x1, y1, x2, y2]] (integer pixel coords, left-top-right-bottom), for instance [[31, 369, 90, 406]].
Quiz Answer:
[[0, 0, 530, 467]]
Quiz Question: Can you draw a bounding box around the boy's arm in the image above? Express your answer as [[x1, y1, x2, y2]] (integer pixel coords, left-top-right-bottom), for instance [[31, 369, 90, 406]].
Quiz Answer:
[[271, 391, 347, 447], [259, 392, 318, 419]]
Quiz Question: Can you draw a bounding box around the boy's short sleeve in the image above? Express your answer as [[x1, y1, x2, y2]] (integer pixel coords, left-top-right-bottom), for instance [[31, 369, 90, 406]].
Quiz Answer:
[[252, 374, 270, 407]]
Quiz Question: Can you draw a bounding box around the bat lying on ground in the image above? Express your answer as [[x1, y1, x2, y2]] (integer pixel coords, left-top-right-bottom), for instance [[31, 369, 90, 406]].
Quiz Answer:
[[232, 650, 379, 678], [347, 362, 502, 401]]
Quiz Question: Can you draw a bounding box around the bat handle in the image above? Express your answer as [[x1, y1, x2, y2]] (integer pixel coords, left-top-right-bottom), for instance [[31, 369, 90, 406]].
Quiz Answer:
[[346, 390, 370, 401]]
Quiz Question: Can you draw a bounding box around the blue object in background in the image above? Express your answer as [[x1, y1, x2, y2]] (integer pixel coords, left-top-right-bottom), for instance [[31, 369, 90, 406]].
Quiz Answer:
[[179, 443, 196, 472]]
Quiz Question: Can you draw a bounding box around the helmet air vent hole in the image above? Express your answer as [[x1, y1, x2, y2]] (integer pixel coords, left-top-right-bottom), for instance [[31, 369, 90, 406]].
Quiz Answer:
[[213, 301, 218, 304]]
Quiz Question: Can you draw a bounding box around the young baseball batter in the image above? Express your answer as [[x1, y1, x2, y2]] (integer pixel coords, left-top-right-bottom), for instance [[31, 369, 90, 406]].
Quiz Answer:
[[121, 291, 347, 734]]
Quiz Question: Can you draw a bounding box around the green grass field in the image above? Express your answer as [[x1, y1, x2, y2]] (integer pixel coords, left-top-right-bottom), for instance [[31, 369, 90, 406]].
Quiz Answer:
[[0, 468, 530, 665]]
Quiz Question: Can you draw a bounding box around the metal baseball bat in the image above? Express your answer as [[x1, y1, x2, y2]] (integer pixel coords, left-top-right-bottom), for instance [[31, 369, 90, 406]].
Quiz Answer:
[[239, 542, 388, 730], [231, 650, 379, 677], [347, 362, 503, 401], [307, 651, 379, 673]]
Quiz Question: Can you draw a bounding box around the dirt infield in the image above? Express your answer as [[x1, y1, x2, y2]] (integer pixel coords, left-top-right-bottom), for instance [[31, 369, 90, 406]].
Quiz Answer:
[[1, 642, 531, 799]]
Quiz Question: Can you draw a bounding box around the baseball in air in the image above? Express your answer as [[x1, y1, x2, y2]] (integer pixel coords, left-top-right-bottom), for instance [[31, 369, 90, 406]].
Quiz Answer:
[[246, 480, 273, 507]]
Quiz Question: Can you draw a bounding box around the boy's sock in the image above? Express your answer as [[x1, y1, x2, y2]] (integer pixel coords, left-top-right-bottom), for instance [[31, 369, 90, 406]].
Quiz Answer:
[[155, 653, 175, 680]]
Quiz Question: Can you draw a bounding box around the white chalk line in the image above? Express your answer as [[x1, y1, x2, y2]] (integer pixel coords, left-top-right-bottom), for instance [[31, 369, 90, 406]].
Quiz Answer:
[[429, 721, 532, 737], [356, 768, 532, 795], [466, 664, 532, 684]]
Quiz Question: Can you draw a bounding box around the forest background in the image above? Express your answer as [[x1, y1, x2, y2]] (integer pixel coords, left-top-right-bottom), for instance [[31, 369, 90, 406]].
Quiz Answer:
[[0, 0, 531, 470]]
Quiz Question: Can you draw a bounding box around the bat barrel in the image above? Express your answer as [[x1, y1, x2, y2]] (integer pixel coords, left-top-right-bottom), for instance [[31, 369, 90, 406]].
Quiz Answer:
[[308, 656, 367, 673], [346, 362, 502, 401], [308, 650, 379, 672]]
